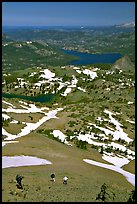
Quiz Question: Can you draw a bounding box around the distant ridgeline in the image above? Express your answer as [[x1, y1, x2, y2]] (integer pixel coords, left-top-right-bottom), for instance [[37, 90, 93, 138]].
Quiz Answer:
[[2, 25, 135, 71]]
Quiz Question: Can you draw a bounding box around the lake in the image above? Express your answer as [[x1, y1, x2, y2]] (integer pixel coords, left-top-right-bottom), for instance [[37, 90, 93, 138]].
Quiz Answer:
[[63, 49, 122, 65], [2, 93, 54, 103]]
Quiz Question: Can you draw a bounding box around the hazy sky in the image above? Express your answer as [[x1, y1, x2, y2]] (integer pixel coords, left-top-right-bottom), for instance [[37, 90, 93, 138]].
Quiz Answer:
[[2, 2, 135, 26]]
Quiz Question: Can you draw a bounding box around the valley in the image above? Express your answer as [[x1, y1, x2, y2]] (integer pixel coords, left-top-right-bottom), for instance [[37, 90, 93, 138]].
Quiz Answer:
[[2, 25, 135, 202]]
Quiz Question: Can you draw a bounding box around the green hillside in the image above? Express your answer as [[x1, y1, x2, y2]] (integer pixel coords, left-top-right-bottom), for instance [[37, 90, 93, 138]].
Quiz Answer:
[[3, 25, 135, 62], [2, 40, 78, 71]]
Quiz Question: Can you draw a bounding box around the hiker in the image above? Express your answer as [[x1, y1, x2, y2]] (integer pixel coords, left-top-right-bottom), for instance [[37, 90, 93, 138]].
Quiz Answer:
[[16, 174, 23, 189], [63, 176, 68, 184], [50, 173, 56, 182]]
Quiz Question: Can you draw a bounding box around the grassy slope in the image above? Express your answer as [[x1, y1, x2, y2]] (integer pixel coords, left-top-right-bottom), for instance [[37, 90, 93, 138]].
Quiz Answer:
[[2, 42, 135, 202], [2, 131, 133, 202]]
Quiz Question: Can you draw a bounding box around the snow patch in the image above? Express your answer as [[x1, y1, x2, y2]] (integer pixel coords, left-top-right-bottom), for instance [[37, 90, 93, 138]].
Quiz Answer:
[[40, 69, 55, 79], [83, 159, 135, 186], [2, 155, 52, 168], [52, 130, 72, 146], [83, 69, 97, 79]]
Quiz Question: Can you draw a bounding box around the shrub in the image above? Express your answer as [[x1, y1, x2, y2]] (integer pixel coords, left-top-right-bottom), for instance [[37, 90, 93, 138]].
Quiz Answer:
[[96, 183, 116, 202], [37, 129, 44, 133], [127, 190, 135, 202], [105, 147, 112, 153], [96, 183, 108, 201], [68, 120, 76, 127], [75, 139, 87, 150], [100, 146, 104, 154], [91, 144, 99, 150]]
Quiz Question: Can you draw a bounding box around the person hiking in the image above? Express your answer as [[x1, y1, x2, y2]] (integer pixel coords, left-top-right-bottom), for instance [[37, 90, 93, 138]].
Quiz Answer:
[[63, 176, 68, 184], [50, 173, 56, 182], [16, 174, 23, 189]]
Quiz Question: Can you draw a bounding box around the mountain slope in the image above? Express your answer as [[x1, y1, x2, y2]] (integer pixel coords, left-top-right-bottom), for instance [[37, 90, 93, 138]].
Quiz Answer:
[[112, 55, 135, 71]]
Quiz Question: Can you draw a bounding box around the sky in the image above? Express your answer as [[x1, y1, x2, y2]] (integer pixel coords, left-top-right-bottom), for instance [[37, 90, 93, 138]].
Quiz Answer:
[[2, 2, 135, 27]]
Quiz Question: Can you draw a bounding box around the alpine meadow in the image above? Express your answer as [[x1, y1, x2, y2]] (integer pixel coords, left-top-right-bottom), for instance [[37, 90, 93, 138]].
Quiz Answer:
[[2, 2, 135, 202]]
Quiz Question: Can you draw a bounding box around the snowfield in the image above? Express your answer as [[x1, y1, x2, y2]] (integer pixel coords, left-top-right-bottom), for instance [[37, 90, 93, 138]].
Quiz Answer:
[[2, 104, 63, 141], [2, 155, 52, 169], [83, 159, 135, 186], [52, 130, 72, 146], [40, 69, 55, 79]]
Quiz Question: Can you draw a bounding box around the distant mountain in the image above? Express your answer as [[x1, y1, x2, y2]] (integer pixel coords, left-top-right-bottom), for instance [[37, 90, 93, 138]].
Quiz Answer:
[[115, 22, 135, 28], [2, 34, 14, 43], [2, 23, 135, 64], [112, 55, 135, 71]]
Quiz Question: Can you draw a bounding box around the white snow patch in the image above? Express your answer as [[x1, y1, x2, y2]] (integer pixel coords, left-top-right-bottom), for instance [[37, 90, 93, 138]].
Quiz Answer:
[[77, 87, 86, 92], [52, 130, 72, 146], [2, 141, 19, 147], [34, 80, 47, 87], [2, 113, 10, 120], [127, 101, 134, 105], [83, 159, 135, 186], [103, 109, 133, 143], [83, 69, 97, 79], [2, 108, 63, 141], [40, 69, 55, 79], [61, 87, 72, 96], [92, 67, 99, 71], [2, 155, 52, 168], [29, 72, 37, 77], [75, 133, 105, 146], [73, 66, 80, 70], [126, 120, 135, 124], [102, 153, 129, 167], [105, 88, 111, 91], [26, 41, 32, 44], [69, 75, 78, 87], [110, 142, 126, 151], [17, 78, 28, 86], [76, 70, 82, 74], [10, 120, 18, 124], [3, 100, 16, 108], [2, 103, 49, 114], [19, 101, 29, 106], [3, 44, 8, 47]]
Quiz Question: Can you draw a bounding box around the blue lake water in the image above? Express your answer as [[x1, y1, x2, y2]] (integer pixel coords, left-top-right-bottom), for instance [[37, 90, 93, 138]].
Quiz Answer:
[[63, 49, 122, 65], [2, 93, 54, 103]]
